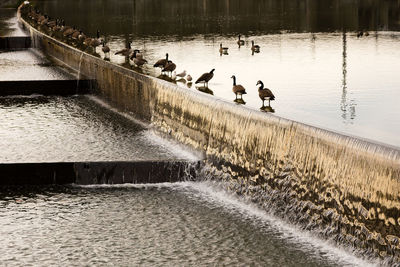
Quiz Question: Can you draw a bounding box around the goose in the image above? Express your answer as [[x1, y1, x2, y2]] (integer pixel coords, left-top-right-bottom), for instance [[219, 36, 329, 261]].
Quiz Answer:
[[102, 40, 110, 54], [219, 43, 228, 54], [63, 25, 75, 37], [154, 53, 169, 69], [357, 31, 363, 38], [71, 29, 81, 40], [237, 35, 245, 46], [256, 80, 275, 106], [231, 75, 247, 99], [195, 69, 215, 87], [78, 31, 86, 43], [162, 60, 176, 76], [176, 70, 187, 78], [131, 50, 148, 67], [89, 30, 102, 48], [251, 40, 260, 52], [186, 74, 193, 82], [115, 42, 132, 57]]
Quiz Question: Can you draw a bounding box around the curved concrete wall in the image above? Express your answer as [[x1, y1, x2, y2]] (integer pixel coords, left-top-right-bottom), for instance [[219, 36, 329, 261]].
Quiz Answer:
[[19, 6, 400, 263]]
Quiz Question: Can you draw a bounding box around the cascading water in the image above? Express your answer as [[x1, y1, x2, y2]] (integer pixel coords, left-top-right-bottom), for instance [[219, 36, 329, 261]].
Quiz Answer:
[[17, 9, 400, 264]]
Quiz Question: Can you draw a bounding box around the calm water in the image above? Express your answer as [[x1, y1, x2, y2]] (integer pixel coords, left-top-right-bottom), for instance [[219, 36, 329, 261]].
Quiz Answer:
[[31, 0, 400, 148], [0, 95, 194, 162], [0, 182, 375, 266]]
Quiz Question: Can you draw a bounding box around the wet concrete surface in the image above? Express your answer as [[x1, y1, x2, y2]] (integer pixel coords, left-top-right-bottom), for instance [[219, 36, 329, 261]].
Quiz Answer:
[[0, 8, 26, 36]]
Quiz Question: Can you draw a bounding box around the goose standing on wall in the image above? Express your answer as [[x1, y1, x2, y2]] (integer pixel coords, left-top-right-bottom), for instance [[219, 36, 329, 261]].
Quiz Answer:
[[256, 80, 275, 107], [102, 40, 110, 60], [195, 69, 215, 87], [219, 43, 228, 55], [237, 35, 245, 46], [231, 75, 247, 100], [162, 60, 176, 77], [154, 53, 169, 72], [130, 50, 148, 67], [89, 30, 102, 52], [251, 40, 260, 53], [115, 42, 132, 57]]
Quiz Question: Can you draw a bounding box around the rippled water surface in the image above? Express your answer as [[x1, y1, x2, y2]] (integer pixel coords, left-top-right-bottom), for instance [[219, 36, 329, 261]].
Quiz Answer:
[[0, 95, 189, 162], [0, 182, 374, 266], [31, 0, 400, 147]]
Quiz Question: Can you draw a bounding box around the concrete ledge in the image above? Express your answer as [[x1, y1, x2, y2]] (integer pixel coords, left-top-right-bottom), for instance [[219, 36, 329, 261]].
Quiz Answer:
[[0, 36, 31, 50], [0, 161, 199, 185], [0, 79, 94, 96]]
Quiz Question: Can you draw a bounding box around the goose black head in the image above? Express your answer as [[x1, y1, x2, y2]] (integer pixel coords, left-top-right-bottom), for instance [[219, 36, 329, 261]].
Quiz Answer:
[[166, 53, 169, 59], [256, 80, 263, 87], [128, 42, 131, 49], [231, 75, 235, 79], [210, 69, 215, 73]]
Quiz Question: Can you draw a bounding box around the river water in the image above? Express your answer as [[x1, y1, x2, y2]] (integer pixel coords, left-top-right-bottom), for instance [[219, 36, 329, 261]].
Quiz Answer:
[[31, 0, 400, 148], [0, 182, 375, 266]]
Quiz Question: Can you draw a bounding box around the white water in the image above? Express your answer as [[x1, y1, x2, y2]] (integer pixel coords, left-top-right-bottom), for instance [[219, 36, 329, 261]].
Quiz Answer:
[[78, 181, 379, 267]]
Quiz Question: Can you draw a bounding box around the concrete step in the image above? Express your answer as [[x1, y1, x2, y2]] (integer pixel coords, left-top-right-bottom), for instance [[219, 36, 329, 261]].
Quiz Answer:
[[0, 161, 200, 185], [0, 79, 95, 96], [0, 36, 31, 50]]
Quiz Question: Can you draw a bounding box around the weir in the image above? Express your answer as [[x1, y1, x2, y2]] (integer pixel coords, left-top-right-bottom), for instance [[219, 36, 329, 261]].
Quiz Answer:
[[0, 161, 198, 185], [17, 4, 400, 263]]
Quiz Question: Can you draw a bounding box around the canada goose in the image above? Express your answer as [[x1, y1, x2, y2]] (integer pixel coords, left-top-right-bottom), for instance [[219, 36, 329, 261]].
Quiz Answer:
[[176, 70, 187, 78], [237, 35, 245, 46], [231, 75, 247, 99], [162, 60, 176, 76], [63, 25, 75, 37], [89, 30, 102, 48], [219, 43, 228, 54], [115, 42, 132, 57], [131, 50, 148, 67], [78, 31, 86, 43], [256, 80, 275, 106], [195, 69, 215, 87], [102, 41, 110, 54], [251, 40, 260, 52], [71, 29, 81, 40], [186, 74, 193, 82], [154, 53, 169, 69]]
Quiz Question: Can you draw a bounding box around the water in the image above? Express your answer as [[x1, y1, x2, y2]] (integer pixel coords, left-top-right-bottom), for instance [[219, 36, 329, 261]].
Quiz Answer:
[[0, 181, 376, 266], [0, 49, 74, 81], [0, 8, 26, 36], [31, 0, 400, 148], [0, 95, 194, 162]]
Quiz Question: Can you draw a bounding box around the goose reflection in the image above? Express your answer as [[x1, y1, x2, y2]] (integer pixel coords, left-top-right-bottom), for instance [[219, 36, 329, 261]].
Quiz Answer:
[[260, 105, 275, 113], [234, 98, 246, 105], [196, 85, 214, 95]]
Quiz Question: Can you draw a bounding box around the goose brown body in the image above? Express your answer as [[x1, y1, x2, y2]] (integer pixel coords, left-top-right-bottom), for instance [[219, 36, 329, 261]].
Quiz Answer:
[[257, 80, 275, 106], [162, 60, 176, 75], [195, 69, 215, 86], [154, 53, 169, 68], [231, 75, 247, 98], [115, 43, 132, 56]]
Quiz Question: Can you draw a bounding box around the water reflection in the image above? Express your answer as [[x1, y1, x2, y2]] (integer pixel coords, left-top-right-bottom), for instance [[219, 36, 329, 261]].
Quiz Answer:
[[32, 0, 400, 37], [340, 31, 356, 123], [234, 98, 246, 105], [196, 86, 214, 95], [30, 0, 400, 147], [260, 105, 275, 113]]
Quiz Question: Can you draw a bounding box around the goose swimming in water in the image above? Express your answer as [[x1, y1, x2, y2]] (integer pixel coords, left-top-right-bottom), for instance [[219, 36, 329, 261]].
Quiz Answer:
[[256, 80, 275, 107], [251, 40, 260, 52], [237, 35, 245, 46], [195, 69, 215, 87]]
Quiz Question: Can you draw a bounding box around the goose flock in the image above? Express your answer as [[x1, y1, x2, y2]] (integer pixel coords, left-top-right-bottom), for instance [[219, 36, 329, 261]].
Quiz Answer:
[[21, 3, 276, 108]]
